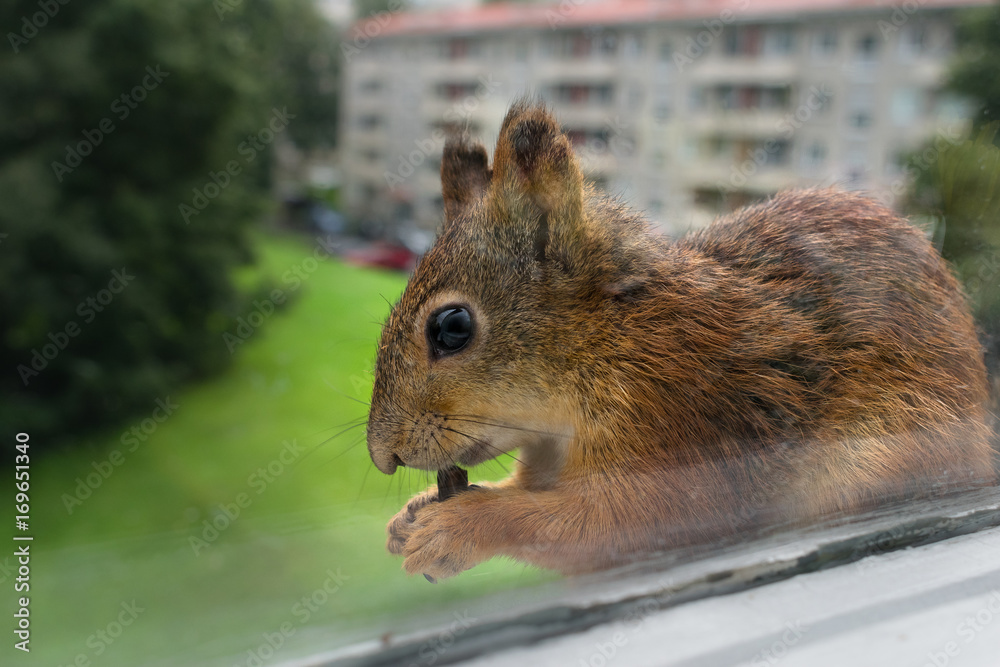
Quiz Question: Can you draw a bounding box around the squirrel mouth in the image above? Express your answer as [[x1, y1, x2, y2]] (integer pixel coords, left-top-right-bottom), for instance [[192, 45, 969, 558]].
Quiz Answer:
[[456, 438, 499, 467]]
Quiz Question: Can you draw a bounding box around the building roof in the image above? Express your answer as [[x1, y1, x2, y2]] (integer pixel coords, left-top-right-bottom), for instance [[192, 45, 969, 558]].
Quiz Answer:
[[357, 0, 988, 38]]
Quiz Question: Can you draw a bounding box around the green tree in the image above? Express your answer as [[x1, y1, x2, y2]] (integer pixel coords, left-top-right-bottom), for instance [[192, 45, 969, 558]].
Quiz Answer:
[[0, 0, 339, 449], [352, 0, 408, 19], [948, 2, 1000, 133], [903, 1, 1000, 381], [903, 129, 1000, 373]]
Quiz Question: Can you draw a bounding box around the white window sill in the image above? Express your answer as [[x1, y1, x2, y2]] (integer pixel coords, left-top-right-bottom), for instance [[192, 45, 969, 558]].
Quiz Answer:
[[292, 487, 1000, 667]]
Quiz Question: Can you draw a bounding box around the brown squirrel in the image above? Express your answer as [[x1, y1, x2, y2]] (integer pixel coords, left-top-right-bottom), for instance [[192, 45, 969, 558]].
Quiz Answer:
[[366, 101, 996, 581]]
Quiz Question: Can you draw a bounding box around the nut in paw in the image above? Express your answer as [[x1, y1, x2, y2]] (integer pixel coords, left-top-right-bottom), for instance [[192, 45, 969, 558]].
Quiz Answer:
[[398, 501, 480, 582]]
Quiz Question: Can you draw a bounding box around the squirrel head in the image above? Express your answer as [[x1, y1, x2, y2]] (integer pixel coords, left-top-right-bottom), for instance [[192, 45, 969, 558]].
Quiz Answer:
[[367, 101, 655, 475]]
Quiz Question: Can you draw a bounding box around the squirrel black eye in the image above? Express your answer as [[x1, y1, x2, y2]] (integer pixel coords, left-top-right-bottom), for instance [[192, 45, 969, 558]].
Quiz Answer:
[[427, 306, 473, 356]]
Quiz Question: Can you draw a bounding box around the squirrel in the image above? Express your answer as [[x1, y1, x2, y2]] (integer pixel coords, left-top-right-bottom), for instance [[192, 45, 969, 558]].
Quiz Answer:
[[366, 101, 996, 581]]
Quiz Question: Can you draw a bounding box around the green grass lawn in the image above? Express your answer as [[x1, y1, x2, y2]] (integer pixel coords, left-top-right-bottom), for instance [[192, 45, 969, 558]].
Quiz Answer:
[[9, 232, 550, 667]]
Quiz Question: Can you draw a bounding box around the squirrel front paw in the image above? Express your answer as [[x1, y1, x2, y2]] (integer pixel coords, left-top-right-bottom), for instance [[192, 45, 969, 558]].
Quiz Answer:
[[386, 487, 439, 556], [386, 487, 486, 581]]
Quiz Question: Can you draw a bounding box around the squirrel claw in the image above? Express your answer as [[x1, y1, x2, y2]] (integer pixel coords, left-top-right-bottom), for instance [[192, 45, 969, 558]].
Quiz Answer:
[[399, 501, 479, 581], [386, 487, 484, 581], [386, 487, 438, 556]]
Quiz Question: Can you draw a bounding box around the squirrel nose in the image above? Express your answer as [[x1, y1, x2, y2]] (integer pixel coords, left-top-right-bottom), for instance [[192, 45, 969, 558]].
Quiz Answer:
[[369, 446, 405, 475], [367, 417, 404, 474]]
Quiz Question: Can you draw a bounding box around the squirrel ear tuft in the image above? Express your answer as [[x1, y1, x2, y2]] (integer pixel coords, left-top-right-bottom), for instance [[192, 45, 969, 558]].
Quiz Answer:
[[441, 133, 491, 229], [510, 117, 568, 179], [494, 104, 581, 210]]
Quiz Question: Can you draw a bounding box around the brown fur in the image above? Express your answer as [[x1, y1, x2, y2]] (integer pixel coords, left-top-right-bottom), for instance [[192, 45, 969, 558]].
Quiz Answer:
[[366, 101, 996, 580]]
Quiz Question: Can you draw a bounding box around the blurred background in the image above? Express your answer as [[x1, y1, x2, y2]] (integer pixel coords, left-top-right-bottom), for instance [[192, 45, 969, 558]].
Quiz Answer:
[[1, 0, 999, 664]]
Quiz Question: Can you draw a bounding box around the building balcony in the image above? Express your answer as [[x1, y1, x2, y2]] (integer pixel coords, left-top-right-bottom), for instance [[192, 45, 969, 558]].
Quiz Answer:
[[421, 58, 497, 81], [688, 110, 794, 138], [553, 104, 620, 128], [349, 95, 388, 113], [677, 160, 798, 194], [533, 58, 621, 81], [576, 151, 621, 177], [691, 58, 800, 85], [346, 130, 389, 149]]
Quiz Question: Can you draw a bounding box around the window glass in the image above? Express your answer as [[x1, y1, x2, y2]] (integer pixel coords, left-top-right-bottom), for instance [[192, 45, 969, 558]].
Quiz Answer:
[[25, 2, 1000, 666]]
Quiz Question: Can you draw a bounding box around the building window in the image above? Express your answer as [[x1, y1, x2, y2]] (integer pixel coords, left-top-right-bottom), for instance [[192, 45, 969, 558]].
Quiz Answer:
[[570, 125, 635, 158], [436, 82, 479, 101], [707, 135, 731, 159], [803, 141, 828, 169], [847, 85, 874, 129], [855, 33, 880, 62], [760, 85, 791, 111], [629, 84, 643, 107], [689, 87, 707, 111], [723, 25, 763, 57], [763, 26, 795, 57], [890, 87, 922, 126], [807, 85, 834, 115], [543, 30, 620, 59], [358, 114, 383, 130], [573, 32, 593, 58], [488, 40, 505, 61], [848, 111, 873, 129], [681, 136, 698, 160], [846, 144, 869, 187], [760, 139, 792, 166], [624, 33, 644, 59], [658, 40, 673, 61], [543, 31, 597, 59], [514, 39, 530, 62], [550, 83, 615, 106], [430, 119, 482, 135], [596, 31, 618, 56], [443, 38, 479, 60], [813, 29, 838, 57], [715, 85, 790, 112], [899, 25, 929, 57]]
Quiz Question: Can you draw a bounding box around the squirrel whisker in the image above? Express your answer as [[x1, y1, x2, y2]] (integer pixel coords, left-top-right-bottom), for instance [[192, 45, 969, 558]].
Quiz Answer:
[[447, 416, 566, 439], [438, 425, 529, 468]]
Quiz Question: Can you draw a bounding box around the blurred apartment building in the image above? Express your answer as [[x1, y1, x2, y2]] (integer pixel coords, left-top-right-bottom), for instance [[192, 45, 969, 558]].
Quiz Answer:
[[340, 0, 987, 237]]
